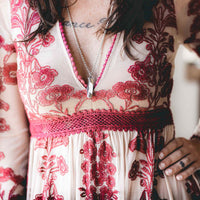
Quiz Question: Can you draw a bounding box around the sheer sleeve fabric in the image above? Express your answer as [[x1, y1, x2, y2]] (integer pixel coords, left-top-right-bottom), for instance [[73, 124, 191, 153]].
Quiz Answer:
[[0, 1, 29, 199]]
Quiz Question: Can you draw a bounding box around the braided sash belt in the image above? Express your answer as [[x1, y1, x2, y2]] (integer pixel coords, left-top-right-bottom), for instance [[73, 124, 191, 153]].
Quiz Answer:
[[30, 108, 173, 138]]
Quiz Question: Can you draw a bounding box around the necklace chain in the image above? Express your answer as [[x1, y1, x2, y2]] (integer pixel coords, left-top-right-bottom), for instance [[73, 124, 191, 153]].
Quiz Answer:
[[66, 4, 113, 98]]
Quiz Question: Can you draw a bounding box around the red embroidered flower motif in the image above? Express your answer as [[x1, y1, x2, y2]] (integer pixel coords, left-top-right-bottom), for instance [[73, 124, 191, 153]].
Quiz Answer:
[[0, 118, 10, 132], [106, 175, 116, 188], [129, 134, 147, 154], [57, 156, 68, 176], [34, 194, 64, 200], [84, 185, 97, 200], [31, 67, 58, 89], [81, 161, 90, 173], [98, 141, 116, 163], [37, 84, 74, 106], [0, 36, 4, 48], [128, 160, 140, 181], [112, 81, 150, 101], [3, 63, 17, 85], [86, 131, 109, 144], [3, 44, 15, 52], [98, 161, 108, 181], [90, 163, 104, 187], [38, 155, 56, 180], [0, 100, 9, 111], [42, 33, 56, 47], [132, 31, 145, 44], [83, 140, 97, 162], [35, 136, 69, 150], [128, 56, 156, 86], [99, 185, 119, 200], [158, 58, 172, 86], [106, 163, 117, 176], [27, 32, 55, 55], [185, 173, 200, 198], [0, 167, 23, 184], [82, 174, 90, 187]]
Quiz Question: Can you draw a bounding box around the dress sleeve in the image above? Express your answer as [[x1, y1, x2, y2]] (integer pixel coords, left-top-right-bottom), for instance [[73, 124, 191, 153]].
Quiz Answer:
[[174, 0, 200, 57], [0, 1, 29, 199]]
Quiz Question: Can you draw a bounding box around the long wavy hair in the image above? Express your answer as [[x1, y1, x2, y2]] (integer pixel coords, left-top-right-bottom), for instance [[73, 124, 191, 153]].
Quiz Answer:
[[26, 0, 158, 58]]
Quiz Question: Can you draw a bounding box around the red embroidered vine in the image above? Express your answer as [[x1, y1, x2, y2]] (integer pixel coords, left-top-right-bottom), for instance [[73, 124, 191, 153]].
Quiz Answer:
[[0, 34, 17, 133], [34, 137, 69, 199], [128, 0, 176, 109], [79, 131, 119, 199], [0, 152, 25, 199], [128, 129, 165, 200]]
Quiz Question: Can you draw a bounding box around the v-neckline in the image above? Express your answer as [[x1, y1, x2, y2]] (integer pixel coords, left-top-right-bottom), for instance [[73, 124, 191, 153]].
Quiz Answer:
[[58, 21, 117, 90]]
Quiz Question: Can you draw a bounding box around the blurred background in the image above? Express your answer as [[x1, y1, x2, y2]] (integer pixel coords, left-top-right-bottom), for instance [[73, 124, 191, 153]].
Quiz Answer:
[[171, 45, 200, 139]]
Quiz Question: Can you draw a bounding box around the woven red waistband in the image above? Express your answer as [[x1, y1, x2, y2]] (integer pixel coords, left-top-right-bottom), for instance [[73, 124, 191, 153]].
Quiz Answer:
[[30, 108, 173, 138]]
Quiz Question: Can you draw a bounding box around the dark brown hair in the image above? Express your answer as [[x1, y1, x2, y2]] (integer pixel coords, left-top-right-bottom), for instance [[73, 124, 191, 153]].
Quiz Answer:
[[27, 0, 158, 58]]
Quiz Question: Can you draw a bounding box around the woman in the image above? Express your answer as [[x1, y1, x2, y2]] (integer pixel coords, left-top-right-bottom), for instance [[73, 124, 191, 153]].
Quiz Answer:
[[0, 0, 200, 199]]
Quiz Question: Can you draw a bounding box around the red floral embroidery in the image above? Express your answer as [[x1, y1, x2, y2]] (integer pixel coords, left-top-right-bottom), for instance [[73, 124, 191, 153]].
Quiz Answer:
[[26, 33, 55, 55], [81, 161, 90, 173], [83, 140, 97, 162], [185, 174, 200, 199], [128, 160, 140, 181], [0, 152, 25, 199], [127, 1, 175, 109], [98, 141, 116, 163], [128, 129, 166, 199], [106, 163, 117, 176], [57, 156, 68, 176], [128, 56, 156, 86], [37, 85, 74, 106], [0, 36, 4, 48], [42, 33, 56, 47], [99, 185, 119, 200], [35, 136, 69, 152], [86, 131, 109, 144], [2, 63, 17, 85], [112, 81, 150, 101], [31, 67, 58, 89], [79, 136, 118, 199], [0, 100, 9, 111], [0, 118, 10, 132], [35, 137, 69, 199], [129, 133, 147, 154], [34, 193, 64, 200]]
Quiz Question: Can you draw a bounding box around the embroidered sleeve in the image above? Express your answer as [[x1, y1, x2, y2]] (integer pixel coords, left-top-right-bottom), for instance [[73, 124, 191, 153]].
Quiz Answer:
[[174, 0, 200, 57], [0, 1, 29, 199]]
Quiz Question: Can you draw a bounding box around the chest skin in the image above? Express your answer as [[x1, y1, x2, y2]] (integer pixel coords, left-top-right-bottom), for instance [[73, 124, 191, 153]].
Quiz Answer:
[[62, 0, 112, 84]]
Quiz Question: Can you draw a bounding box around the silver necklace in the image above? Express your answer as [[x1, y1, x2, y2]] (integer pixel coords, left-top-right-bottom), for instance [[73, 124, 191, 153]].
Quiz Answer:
[[66, 4, 113, 98]]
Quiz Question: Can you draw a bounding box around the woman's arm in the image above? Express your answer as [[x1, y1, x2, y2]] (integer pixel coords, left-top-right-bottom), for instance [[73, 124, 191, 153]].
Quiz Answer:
[[0, 1, 29, 198], [159, 0, 200, 181]]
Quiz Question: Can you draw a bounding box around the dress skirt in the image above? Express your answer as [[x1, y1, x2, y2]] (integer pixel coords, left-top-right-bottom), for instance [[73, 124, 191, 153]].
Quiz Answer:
[[26, 108, 200, 200]]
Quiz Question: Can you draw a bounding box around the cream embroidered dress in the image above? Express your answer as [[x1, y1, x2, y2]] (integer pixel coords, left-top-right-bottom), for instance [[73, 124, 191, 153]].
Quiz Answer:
[[0, 0, 200, 199]]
